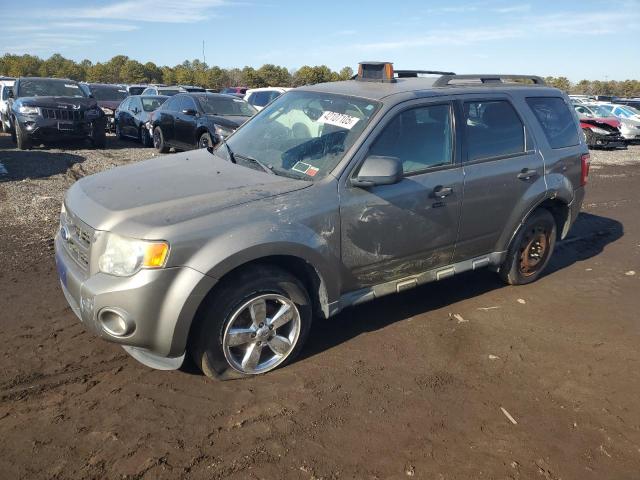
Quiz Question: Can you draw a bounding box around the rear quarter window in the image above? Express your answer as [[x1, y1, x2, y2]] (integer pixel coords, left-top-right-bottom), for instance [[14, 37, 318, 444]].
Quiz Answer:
[[526, 97, 579, 149], [464, 100, 525, 161]]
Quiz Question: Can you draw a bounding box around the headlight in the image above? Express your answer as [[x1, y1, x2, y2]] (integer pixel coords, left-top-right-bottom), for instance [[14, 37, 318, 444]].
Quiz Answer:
[[589, 126, 610, 135], [98, 233, 169, 277], [214, 124, 234, 137], [18, 105, 39, 115], [100, 107, 114, 115]]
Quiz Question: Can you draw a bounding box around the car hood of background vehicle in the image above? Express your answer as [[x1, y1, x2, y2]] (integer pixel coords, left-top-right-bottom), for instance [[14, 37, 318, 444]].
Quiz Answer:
[[96, 100, 121, 111], [18, 96, 97, 110], [204, 114, 251, 129], [579, 116, 621, 129], [66, 148, 311, 236]]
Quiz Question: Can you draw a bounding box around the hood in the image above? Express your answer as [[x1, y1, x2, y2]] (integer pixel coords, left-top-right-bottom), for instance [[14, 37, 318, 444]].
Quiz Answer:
[[18, 96, 98, 110], [204, 113, 251, 129], [96, 100, 121, 110], [578, 116, 620, 129], [66, 148, 310, 236]]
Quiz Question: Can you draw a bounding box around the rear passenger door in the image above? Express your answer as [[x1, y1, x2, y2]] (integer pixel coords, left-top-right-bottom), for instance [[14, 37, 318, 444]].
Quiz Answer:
[[453, 95, 545, 262], [339, 99, 464, 288]]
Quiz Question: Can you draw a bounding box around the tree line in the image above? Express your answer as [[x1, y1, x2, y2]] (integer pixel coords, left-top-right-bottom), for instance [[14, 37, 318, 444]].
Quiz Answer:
[[1, 54, 638, 96], [0, 54, 354, 89]]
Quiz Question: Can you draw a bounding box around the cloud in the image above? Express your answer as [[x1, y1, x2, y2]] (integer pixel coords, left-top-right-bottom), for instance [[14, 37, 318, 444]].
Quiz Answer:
[[494, 4, 531, 13], [48, 0, 227, 23]]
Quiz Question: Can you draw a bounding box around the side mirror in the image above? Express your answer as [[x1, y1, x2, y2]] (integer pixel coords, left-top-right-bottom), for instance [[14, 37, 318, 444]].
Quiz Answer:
[[182, 109, 197, 116], [351, 155, 403, 188]]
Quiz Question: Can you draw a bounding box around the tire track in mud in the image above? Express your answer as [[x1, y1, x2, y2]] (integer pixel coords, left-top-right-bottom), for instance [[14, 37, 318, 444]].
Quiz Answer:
[[0, 356, 127, 402]]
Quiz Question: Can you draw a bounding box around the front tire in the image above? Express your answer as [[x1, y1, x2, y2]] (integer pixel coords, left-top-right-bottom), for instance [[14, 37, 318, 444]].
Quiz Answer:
[[91, 120, 106, 148], [153, 126, 169, 153], [190, 266, 312, 380], [198, 132, 213, 149], [15, 121, 31, 150], [499, 209, 557, 285]]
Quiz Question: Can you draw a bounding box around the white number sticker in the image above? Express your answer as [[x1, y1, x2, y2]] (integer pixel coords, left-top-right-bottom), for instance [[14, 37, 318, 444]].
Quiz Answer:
[[64, 84, 79, 89], [317, 111, 360, 130]]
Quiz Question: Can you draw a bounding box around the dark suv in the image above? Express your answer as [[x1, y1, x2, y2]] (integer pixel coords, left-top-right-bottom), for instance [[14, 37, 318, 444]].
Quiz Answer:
[[55, 62, 589, 379], [8, 77, 106, 150]]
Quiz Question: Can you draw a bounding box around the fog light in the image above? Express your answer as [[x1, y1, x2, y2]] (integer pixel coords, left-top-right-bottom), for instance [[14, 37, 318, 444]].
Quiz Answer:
[[98, 308, 135, 337]]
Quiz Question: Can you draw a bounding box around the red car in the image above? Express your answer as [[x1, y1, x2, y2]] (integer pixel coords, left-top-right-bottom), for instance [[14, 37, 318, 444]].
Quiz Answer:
[[573, 104, 625, 149], [220, 87, 247, 98]]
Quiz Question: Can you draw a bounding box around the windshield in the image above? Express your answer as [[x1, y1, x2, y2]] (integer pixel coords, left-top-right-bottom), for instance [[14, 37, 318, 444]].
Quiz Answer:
[[141, 97, 167, 112], [128, 86, 145, 95], [18, 79, 87, 98], [89, 85, 128, 101], [218, 90, 380, 180], [624, 105, 640, 116], [590, 105, 612, 117], [198, 95, 256, 116]]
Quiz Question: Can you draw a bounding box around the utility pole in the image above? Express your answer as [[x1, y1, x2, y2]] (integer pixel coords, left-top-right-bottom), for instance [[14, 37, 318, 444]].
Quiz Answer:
[[203, 40, 206, 66]]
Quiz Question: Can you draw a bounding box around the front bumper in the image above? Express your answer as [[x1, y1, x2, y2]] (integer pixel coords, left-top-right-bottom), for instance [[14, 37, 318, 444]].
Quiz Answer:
[[16, 114, 100, 140], [54, 232, 216, 369], [587, 132, 625, 148]]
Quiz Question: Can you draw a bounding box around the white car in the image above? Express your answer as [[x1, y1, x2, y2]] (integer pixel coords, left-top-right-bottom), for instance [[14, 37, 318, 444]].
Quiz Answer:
[[0, 78, 15, 133], [597, 103, 640, 142], [244, 87, 290, 111]]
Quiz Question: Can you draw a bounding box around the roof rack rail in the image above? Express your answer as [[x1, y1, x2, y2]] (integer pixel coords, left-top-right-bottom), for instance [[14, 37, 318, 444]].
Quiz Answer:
[[433, 74, 546, 87], [394, 70, 456, 78]]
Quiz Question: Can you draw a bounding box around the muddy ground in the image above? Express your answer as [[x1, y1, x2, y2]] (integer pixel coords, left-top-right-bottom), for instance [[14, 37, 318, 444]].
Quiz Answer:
[[1, 134, 639, 479]]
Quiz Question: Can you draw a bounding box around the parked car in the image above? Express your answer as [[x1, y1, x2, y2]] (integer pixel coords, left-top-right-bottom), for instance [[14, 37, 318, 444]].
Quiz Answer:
[[86, 83, 129, 132], [0, 79, 15, 133], [206, 88, 219, 93], [180, 85, 206, 93], [126, 84, 148, 96], [115, 95, 168, 146], [244, 87, 291, 111], [8, 77, 105, 150], [220, 86, 247, 97], [55, 63, 588, 378], [573, 104, 625, 148], [141, 85, 186, 96], [595, 103, 640, 142], [615, 98, 640, 110], [150, 92, 256, 152]]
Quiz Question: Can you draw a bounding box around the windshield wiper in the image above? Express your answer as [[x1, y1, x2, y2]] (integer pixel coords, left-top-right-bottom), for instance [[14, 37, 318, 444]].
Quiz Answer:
[[235, 153, 275, 175], [214, 135, 236, 164]]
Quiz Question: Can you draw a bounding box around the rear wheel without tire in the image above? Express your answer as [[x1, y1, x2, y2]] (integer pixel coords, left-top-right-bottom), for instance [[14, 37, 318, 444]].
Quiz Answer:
[[190, 266, 312, 380], [499, 208, 557, 285], [153, 126, 169, 153], [15, 121, 31, 150]]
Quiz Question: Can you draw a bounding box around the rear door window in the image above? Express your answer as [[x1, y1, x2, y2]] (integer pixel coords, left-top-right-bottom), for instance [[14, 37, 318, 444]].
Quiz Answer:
[[463, 100, 525, 161], [369, 104, 454, 174], [526, 97, 580, 149]]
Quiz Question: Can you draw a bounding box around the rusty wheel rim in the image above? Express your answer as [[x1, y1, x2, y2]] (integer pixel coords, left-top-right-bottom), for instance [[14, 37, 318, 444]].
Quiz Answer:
[[518, 226, 550, 277]]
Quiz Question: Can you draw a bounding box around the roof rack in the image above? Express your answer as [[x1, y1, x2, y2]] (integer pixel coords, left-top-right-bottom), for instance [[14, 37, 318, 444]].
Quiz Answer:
[[394, 70, 456, 78], [433, 74, 546, 87]]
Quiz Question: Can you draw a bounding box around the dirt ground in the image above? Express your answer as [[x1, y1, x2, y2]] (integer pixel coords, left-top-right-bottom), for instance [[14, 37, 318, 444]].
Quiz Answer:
[[1, 134, 639, 479]]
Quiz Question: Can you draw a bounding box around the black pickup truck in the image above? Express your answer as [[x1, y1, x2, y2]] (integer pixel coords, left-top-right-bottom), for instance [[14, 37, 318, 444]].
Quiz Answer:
[[8, 77, 106, 150]]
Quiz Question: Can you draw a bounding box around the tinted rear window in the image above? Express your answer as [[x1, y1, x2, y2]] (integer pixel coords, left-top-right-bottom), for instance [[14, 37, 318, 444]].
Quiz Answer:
[[464, 100, 525, 161], [527, 97, 579, 149]]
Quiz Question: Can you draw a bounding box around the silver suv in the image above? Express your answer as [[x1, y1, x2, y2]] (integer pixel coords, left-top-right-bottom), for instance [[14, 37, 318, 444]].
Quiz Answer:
[[55, 62, 589, 379]]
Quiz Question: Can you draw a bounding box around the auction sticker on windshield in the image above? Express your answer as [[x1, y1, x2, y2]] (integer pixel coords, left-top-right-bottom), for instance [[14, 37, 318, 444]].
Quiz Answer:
[[317, 111, 360, 130]]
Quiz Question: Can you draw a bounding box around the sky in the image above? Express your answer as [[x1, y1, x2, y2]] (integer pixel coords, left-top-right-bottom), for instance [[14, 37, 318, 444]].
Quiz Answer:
[[1, 0, 639, 81]]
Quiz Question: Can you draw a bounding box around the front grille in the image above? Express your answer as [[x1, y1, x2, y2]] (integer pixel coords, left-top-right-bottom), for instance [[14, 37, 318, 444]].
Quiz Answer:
[[41, 108, 84, 121], [60, 208, 93, 272]]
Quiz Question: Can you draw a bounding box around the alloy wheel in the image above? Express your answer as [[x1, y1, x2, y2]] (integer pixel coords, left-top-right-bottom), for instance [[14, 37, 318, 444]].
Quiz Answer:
[[222, 294, 301, 374]]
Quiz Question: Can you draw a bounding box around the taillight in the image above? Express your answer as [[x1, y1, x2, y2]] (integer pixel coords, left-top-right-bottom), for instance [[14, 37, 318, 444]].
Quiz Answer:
[[580, 153, 590, 186]]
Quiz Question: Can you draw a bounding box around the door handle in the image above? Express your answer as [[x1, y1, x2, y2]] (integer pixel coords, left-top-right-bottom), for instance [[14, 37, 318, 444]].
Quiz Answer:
[[517, 168, 538, 181], [433, 185, 453, 198]]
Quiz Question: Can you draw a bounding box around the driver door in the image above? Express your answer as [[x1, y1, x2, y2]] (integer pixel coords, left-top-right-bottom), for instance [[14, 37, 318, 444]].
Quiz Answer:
[[339, 100, 463, 289]]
